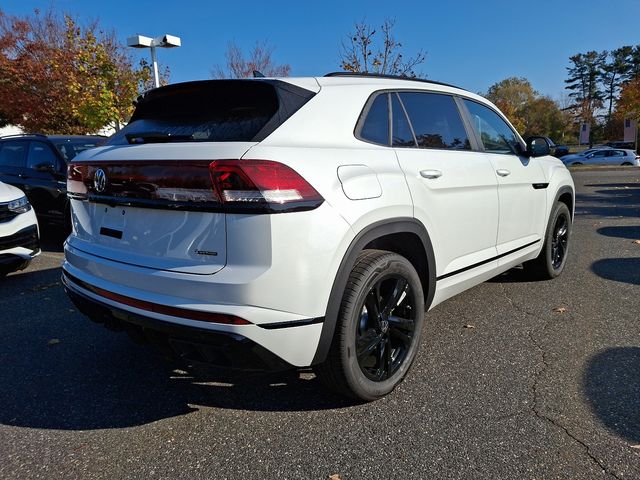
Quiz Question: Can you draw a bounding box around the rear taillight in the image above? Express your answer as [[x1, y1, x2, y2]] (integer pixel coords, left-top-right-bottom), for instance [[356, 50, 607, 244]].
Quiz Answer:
[[67, 160, 323, 214], [210, 160, 323, 212]]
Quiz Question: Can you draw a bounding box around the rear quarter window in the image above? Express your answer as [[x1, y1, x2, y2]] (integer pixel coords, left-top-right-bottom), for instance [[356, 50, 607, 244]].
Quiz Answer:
[[358, 94, 390, 145]]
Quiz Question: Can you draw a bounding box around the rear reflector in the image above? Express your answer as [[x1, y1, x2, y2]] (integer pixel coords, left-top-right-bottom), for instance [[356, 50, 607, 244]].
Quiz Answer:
[[63, 271, 251, 325], [68, 159, 323, 213]]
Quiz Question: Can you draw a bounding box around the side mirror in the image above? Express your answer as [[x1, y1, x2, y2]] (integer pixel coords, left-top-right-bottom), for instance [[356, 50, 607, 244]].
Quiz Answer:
[[526, 136, 551, 157]]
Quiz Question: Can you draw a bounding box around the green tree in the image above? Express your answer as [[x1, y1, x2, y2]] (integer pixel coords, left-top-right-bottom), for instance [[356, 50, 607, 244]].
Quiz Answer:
[[564, 51, 606, 124], [339, 18, 426, 77], [600, 46, 632, 130], [523, 97, 570, 140]]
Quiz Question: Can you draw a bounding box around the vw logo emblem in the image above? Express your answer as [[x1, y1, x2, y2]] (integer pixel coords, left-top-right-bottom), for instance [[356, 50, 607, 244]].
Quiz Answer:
[[94, 168, 107, 193]]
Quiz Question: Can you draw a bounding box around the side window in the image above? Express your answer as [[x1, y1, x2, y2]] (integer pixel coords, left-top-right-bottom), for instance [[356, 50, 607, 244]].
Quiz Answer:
[[463, 100, 519, 154], [391, 94, 416, 147], [610, 150, 624, 157], [399, 92, 471, 150], [27, 142, 58, 171], [0, 140, 27, 167], [592, 150, 607, 158], [359, 94, 390, 145]]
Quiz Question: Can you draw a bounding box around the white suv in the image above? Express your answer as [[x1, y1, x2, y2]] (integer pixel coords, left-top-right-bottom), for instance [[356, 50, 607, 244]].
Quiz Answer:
[[63, 74, 574, 400], [0, 180, 39, 276]]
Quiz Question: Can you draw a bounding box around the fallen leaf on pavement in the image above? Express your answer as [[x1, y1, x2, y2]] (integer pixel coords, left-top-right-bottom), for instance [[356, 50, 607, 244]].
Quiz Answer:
[[47, 338, 60, 346], [633, 240, 640, 245], [328, 475, 342, 480], [552, 307, 568, 314], [630, 444, 640, 449], [463, 324, 476, 329]]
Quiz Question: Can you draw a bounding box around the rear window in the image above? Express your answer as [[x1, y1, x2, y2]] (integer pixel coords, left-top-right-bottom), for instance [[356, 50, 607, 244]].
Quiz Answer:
[[55, 140, 100, 161], [107, 80, 315, 145]]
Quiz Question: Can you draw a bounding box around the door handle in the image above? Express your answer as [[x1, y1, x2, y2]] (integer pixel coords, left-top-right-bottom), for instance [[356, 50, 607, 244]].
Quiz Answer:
[[496, 169, 511, 177], [420, 169, 443, 179]]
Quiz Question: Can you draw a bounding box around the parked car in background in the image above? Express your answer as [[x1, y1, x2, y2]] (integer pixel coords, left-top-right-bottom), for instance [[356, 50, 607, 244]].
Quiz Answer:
[[0, 134, 103, 228], [0, 180, 39, 277], [553, 145, 569, 157], [62, 74, 574, 401], [562, 148, 639, 166]]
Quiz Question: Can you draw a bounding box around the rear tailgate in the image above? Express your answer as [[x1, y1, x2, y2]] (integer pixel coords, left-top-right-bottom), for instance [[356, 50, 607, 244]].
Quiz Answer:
[[67, 142, 255, 275]]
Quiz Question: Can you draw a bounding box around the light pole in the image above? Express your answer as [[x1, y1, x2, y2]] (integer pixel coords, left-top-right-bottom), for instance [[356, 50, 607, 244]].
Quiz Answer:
[[127, 34, 181, 88]]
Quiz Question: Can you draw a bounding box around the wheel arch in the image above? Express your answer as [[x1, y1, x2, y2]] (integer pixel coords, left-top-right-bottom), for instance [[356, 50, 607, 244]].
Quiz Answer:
[[312, 218, 436, 365], [554, 185, 575, 218]]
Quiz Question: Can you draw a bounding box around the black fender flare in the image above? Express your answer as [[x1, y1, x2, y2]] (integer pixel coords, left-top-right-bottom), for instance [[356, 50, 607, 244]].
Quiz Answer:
[[311, 217, 436, 365], [553, 185, 575, 217]]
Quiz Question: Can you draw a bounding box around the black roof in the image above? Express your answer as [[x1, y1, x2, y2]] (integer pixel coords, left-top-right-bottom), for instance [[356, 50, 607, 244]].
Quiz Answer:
[[324, 72, 464, 91]]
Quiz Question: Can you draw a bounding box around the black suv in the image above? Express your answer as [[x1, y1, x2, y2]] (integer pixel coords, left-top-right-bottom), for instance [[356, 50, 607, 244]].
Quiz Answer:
[[0, 134, 103, 228]]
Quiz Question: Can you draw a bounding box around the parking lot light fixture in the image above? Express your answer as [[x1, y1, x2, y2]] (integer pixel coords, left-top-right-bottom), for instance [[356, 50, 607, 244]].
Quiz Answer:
[[127, 34, 181, 88]]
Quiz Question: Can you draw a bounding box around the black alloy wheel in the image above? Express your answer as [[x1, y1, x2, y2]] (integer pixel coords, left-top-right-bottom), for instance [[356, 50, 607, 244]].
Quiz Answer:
[[524, 202, 572, 280], [356, 274, 417, 381], [550, 213, 569, 270], [315, 249, 425, 401]]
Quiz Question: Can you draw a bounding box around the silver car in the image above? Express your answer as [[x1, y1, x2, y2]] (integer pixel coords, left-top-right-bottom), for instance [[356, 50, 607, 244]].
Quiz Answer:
[[562, 148, 639, 166]]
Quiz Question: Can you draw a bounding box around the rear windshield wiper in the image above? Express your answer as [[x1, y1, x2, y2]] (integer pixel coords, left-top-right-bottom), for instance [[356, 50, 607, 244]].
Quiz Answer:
[[125, 132, 194, 144]]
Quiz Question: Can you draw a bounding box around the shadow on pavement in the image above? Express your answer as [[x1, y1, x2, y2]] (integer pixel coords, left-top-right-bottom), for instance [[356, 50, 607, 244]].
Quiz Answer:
[[487, 266, 539, 284], [0, 269, 355, 431], [39, 225, 69, 253], [597, 225, 640, 240], [583, 183, 640, 188], [575, 181, 640, 218], [591, 258, 640, 286], [0, 265, 62, 296], [585, 347, 640, 443]]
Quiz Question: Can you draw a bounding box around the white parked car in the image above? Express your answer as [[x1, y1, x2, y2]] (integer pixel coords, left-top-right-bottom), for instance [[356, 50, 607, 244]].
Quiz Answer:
[[562, 147, 639, 166], [62, 74, 575, 400], [0, 180, 40, 277]]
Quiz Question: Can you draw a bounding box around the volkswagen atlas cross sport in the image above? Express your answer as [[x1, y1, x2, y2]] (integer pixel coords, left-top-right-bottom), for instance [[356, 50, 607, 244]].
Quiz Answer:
[[62, 73, 574, 401]]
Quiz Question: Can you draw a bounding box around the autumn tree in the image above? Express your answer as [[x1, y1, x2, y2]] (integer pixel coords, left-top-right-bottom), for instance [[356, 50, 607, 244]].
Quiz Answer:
[[0, 8, 153, 134], [339, 18, 426, 77], [212, 41, 290, 78], [616, 77, 640, 121], [485, 77, 536, 133], [485, 77, 570, 141]]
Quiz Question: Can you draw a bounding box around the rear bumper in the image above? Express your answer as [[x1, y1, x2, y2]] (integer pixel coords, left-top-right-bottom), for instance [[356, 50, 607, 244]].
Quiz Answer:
[[63, 272, 294, 371], [62, 268, 324, 368]]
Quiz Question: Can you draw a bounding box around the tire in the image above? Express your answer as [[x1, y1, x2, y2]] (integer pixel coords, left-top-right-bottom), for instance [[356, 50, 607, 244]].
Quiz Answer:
[[315, 249, 425, 401], [571, 162, 582, 166], [622, 162, 633, 166], [523, 202, 572, 280]]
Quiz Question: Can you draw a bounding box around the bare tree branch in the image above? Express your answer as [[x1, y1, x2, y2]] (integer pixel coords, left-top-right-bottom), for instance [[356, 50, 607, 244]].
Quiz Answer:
[[212, 41, 290, 79], [339, 18, 426, 77]]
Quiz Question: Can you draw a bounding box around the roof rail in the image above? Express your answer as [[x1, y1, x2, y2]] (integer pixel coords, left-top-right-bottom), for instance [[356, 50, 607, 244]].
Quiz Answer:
[[0, 133, 48, 140], [324, 72, 464, 90]]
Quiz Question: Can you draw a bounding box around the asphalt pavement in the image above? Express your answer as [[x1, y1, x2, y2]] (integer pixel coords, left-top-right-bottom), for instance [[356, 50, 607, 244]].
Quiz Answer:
[[1, 168, 639, 480]]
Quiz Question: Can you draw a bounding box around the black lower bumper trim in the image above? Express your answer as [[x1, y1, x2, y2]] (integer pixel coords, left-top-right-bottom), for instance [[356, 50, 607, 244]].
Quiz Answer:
[[63, 274, 293, 372]]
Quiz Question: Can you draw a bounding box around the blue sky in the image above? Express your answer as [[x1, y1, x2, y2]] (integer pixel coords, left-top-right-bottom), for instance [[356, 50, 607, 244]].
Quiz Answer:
[[4, 0, 640, 99]]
